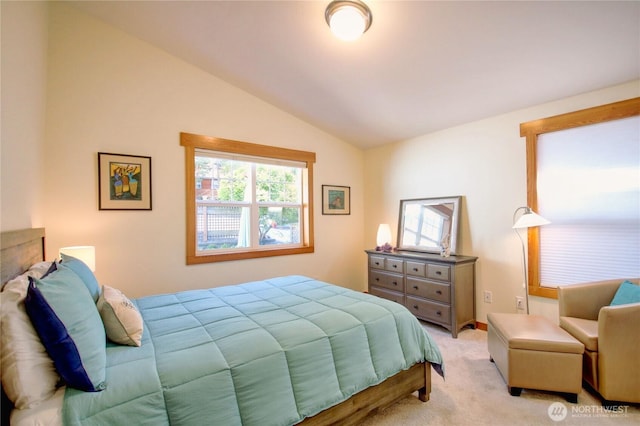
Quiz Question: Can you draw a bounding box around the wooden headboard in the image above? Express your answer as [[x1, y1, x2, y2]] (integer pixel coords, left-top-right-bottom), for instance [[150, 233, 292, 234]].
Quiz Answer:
[[1, 228, 46, 286], [0, 228, 45, 425]]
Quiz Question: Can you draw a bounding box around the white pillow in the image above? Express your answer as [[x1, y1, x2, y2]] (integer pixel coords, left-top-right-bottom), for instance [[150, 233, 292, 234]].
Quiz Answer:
[[97, 285, 143, 347], [26, 261, 56, 279], [0, 265, 60, 409]]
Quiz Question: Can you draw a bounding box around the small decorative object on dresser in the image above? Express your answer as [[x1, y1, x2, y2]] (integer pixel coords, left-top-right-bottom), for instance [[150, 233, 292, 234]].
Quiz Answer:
[[366, 249, 477, 338]]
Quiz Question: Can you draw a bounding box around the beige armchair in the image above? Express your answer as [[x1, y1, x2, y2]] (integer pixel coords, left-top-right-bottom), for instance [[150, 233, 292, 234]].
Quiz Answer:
[[558, 278, 640, 404]]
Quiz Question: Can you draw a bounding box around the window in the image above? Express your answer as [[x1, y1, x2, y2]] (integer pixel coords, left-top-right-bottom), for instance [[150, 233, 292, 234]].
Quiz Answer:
[[180, 133, 315, 264], [402, 204, 445, 247], [519, 98, 640, 298]]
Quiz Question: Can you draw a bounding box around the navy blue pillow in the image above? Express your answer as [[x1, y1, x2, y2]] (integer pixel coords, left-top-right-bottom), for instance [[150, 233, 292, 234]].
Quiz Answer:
[[25, 266, 106, 392]]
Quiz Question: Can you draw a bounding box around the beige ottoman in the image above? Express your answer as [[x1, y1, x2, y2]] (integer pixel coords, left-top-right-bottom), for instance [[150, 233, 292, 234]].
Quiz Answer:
[[487, 313, 584, 403]]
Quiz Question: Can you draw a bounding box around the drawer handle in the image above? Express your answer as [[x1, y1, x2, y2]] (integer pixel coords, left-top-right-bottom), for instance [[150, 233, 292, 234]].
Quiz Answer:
[[413, 267, 418, 272], [374, 262, 380, 266], [436, 271, 442, 275], [436, 311, 442, 316], [436, 290, 442, 295], [413, 285, 418, 290], [392, 281, 398, 286], [375, 278, 380, 282], [413, 305, 419, 310], [392, 264, 398, 268]]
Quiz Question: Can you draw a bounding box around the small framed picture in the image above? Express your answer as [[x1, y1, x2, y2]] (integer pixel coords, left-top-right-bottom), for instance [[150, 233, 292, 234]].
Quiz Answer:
[[322, 185, 350, 215], [98, 152, 152, 210]]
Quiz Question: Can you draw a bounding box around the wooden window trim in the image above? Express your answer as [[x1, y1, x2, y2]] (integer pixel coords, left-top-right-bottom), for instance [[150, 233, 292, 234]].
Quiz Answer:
[[519, 97, 640, 299], [180, 132, 316, 264]]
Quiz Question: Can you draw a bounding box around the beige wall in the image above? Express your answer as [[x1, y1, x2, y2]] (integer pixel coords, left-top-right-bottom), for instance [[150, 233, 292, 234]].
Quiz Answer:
[[38, 3, 364, 297], [363, 80, 640, 323], [1, 1, 48, 231]]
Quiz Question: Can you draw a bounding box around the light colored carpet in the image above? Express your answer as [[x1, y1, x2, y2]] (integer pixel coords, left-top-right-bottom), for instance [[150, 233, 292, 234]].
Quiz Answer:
[[361, 322, 639, 426]]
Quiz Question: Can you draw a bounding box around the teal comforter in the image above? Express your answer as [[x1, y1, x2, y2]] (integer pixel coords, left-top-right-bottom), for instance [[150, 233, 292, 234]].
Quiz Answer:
[[63, 275, 443, 425]]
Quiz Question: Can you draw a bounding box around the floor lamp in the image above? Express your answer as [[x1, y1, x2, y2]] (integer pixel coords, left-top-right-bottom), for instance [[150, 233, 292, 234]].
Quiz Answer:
[[512, 207, 550, 314]]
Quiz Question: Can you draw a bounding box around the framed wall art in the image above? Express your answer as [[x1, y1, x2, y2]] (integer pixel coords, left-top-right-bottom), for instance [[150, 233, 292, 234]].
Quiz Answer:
[[322, 185, 350, 215], [98, 152, 152, 210]]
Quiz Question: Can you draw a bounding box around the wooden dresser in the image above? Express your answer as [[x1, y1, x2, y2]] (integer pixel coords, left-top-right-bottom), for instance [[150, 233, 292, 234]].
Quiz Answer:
[[365, 249, 478, 338]]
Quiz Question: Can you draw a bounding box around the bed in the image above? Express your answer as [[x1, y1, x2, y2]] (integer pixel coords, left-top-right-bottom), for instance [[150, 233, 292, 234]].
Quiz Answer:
[[1, 228, 443, 426]]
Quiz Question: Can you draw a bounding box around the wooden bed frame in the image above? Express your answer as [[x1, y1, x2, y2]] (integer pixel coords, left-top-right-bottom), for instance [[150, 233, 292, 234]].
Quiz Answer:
[[0, 228, 432, 426]]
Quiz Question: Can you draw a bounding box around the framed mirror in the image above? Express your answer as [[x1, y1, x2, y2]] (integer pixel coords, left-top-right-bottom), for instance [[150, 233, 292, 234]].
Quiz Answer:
[[397, 196, 461, 255]]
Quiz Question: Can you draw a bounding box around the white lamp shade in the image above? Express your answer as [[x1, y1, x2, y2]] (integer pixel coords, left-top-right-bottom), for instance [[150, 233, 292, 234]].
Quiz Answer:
[[513, 208, 550, 229], [376, 224, 392, 246], [59, 246, 96, 272]]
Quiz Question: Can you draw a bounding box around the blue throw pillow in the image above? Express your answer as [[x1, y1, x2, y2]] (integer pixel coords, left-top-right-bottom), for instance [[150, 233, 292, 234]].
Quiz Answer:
[[610, 280, 640, 306], [60, 253, 100, 302], [24, 265, 106, 392]]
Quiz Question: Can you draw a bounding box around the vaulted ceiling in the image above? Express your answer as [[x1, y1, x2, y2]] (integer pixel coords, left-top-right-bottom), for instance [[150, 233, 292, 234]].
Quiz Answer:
[[69, 1, 640, 149]]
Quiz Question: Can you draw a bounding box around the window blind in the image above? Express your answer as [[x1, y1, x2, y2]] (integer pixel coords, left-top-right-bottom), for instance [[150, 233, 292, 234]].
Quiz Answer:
[[195, 148, 306, 169], [537, 116, 640, 286]]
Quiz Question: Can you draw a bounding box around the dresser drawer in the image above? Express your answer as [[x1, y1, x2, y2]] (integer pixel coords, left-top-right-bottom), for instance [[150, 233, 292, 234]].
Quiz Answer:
[[427, 264, 450, 281], [385, 258, 404, 273], [369, 270, 404, 292], [406, 296, 451, 325], [367, 250, 477, 338], [406, 277, 450, 303], [406, 261, 426, 277], [370, 286, 404, 305], [369, 255, 385, 270]]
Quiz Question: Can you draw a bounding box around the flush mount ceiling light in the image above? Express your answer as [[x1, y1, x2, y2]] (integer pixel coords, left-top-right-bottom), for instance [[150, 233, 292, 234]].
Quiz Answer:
[[325, 0, 372, 41]]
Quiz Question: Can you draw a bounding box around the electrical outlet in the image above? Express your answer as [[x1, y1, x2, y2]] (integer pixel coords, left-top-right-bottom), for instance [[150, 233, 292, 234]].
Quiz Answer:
[[484, 291, 492, 304], [516, 296, 525, 310]]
